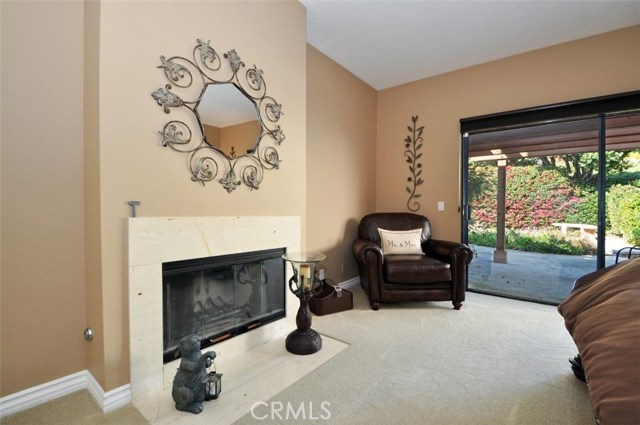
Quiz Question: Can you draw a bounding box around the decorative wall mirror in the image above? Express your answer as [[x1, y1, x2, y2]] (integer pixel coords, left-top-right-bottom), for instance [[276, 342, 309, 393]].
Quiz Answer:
[[152, 39, 284, 192]]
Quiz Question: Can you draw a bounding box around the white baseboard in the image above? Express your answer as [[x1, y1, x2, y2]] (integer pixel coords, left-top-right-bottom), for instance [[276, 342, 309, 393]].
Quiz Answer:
[[0, 370, 131, 418], [86, 372, 131, 414]]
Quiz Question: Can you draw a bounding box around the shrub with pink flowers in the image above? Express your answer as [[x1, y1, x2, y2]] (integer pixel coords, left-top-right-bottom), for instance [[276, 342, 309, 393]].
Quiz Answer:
[[469, 165, 580, 229]]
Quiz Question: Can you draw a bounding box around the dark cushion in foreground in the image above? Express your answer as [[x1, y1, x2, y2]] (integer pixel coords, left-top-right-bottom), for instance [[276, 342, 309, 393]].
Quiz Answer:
[[558, 258, 640, 425]]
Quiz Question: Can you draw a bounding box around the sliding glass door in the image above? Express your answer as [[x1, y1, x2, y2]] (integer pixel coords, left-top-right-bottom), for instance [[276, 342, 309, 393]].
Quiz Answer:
[[461, 93, 640, 305], [465, 118, 600, 304], [605, 112, 640, 260]]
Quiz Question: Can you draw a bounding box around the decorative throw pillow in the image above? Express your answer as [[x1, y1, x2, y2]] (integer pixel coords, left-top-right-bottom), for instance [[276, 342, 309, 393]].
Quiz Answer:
[[378, 228, 423, 255]]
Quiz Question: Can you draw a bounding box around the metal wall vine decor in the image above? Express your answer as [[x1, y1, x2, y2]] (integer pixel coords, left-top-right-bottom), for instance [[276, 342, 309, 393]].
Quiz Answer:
[[151, 39, 284, 192], [404, 115, 424, 212]]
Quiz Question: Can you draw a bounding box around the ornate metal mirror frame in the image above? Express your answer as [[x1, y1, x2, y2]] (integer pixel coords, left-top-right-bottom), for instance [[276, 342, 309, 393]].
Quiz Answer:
[[152, 39, 284, 192]]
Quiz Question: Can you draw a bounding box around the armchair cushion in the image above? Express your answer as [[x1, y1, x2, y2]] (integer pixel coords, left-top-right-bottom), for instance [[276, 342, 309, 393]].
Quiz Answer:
[[378, 228, 424, 255], [384, 255, 451, 284]]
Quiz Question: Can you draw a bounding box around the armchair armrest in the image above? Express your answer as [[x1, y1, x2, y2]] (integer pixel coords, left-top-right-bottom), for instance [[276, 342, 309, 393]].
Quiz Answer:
[[353, 238, 383, 264], [424, 239, 473, 308], [423, 239, 473, 266], [352, 238, 384, 307]]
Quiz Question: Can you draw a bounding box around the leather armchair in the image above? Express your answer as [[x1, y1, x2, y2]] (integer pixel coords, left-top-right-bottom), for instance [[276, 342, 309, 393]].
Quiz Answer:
[[352, 212, 473, 310]]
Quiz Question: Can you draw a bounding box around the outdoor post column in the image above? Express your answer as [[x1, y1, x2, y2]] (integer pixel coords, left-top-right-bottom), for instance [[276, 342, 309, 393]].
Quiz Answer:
[[493, 160, 508, 263]]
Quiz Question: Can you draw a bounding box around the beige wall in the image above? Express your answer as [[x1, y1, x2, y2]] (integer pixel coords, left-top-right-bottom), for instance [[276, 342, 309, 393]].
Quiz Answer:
[[1, 1, 87, 396], [377, 26, 640, 242], [95, 0, 306, 391], [83, 0, 105, 388], [0, 1, 3, 394], [306, 46, 377, 281], [1, 0, 638, 399]]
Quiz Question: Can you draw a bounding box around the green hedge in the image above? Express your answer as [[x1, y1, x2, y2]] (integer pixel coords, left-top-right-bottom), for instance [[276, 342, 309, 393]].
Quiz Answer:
[[613, 186, 640, 245], [607, 171, 640, 187], [469, 228, 594, 255], [565, 189, 599, 226]]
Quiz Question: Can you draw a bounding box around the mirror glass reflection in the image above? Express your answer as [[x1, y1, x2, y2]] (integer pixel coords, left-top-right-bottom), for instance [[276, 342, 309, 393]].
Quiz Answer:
[[197, 84, 260, 158]]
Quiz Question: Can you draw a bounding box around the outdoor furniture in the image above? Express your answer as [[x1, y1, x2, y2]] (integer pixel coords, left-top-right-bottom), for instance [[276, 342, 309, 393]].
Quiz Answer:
[[551, 222, 597, 236], [352, 212, 473, 310], [615, 245, 640, 263]]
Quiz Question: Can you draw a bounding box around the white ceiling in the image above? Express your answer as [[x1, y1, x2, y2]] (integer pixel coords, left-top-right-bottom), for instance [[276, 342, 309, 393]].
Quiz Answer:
[[301, 0, 640, 90]]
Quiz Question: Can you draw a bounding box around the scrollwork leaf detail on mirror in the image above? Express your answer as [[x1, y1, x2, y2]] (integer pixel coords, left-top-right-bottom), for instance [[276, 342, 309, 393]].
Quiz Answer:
[[151, 39, 284, 192], [158, 56, 191, 87], [161, 122, 191, 146], [197, 39, 221, 71], [225, 49, 244, 73], [152, 84, 184, 113]]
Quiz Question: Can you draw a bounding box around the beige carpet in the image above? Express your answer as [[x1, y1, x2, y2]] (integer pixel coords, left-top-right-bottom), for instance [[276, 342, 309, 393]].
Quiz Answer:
[[2, 287, 594, 424], [0, 390, 147, 425], [234, 287, 594, 424]]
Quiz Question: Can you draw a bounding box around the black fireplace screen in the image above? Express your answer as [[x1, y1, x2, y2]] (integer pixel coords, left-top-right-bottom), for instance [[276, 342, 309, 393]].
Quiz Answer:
[[162, 247, 286, 363]]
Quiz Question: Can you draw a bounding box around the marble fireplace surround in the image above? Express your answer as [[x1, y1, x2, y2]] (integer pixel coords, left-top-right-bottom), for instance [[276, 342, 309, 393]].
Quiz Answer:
[[127, 216, 302, 404]]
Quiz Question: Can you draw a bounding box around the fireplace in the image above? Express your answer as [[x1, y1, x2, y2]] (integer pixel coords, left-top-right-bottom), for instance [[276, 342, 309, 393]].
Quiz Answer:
[[162, 248, 286, 363], [129, 217, 352, 422], [128, 216, 300, 403]]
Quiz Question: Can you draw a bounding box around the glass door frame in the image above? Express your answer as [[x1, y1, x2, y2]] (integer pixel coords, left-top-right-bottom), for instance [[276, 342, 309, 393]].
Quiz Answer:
[[460, 91, 640, 278]]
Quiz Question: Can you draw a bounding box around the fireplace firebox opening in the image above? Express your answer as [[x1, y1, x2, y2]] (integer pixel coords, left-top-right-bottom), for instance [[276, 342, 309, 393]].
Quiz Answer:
[[162, 247, 286, 363]]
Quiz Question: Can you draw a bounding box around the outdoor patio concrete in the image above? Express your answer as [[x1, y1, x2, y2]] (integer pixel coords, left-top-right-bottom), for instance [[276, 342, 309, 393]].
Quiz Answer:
[[468, 245, 622, 304]]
